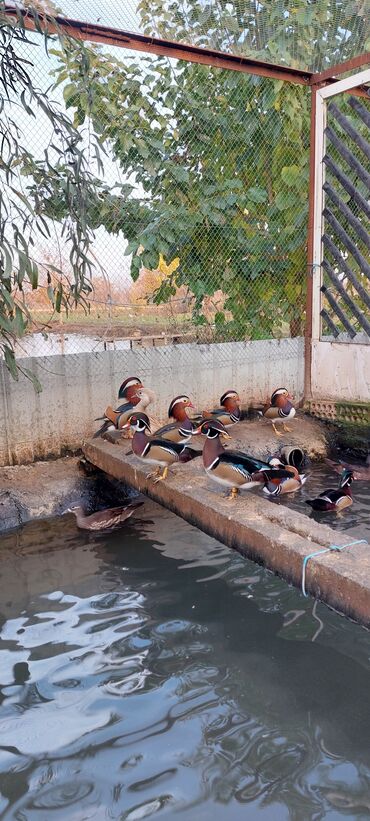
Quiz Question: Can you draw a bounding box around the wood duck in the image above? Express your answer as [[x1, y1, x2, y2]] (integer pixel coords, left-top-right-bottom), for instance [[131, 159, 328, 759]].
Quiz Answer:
[[122, 412, 201, 482], [305, 469, 354, 512], [262, 456, 307, 496], [261, 388, 296, 436], [199, 419, 292, 500], [324, 452, 370, 481], [94, 388, 155, 438], [153, 395, 197, 444], [201, 390, 241, 427], [66, 501, 143, 531]]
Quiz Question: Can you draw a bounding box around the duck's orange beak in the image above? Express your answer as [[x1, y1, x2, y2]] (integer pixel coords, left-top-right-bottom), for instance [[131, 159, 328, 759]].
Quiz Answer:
[[186, 401, 195, 408], [120, 421, 131, 430], [221, 431, 232, 440]]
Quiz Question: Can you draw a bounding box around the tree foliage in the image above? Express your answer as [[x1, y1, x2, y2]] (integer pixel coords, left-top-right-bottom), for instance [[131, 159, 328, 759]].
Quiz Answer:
[[0, 5, 103, 381]]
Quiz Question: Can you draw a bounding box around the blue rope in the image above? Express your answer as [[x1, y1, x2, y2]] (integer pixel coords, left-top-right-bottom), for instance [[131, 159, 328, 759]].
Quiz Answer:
[[301, 539, 368, 597]]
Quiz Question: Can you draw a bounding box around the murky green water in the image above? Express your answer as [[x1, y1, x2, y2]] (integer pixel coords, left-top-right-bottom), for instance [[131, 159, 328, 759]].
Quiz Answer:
[[1, 501, 370, 820]]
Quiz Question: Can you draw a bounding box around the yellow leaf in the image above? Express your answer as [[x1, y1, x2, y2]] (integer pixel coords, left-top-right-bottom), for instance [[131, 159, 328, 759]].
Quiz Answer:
[[158, 254, 180, 275]]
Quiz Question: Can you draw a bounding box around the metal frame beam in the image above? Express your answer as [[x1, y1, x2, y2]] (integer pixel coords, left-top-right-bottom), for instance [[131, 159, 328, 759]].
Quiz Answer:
[[6, 8, 312, 84], [5, 7, 370, 93]]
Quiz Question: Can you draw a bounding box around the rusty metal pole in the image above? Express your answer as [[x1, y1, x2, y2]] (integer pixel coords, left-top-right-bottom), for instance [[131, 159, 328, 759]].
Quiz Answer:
[[304, 84, 318, 401]]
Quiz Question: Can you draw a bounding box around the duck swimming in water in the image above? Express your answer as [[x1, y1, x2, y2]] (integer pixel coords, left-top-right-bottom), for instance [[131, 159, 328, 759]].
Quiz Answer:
[[262, 455, 307, 496], [305, 469, 354, 512], [67, 500, 143, 530]]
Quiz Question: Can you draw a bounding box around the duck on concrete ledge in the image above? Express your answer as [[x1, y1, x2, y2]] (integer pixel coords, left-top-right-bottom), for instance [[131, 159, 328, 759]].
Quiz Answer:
[[94, 388, 155, 439], [67, 500, 143, 530], [306, 469, 354, 512], [260, 388, 296, 436], [199, 419, 293, 500], [153, 395, 197, 444], [200, 390, 241, 428], [122, 412, 201, 483]]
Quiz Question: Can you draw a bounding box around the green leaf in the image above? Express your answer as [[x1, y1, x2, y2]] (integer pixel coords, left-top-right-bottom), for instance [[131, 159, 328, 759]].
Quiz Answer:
[[246, 187, 268, 203], [4, 347, 19, 381]]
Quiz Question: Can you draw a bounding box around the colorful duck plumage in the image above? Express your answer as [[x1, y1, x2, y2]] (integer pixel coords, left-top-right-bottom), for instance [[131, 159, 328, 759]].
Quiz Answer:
[[153, 395, 197, 444], [261, 388, 296, 436], [122, 412, 201, 482], [199, 419, 292, 499], [263, 455, 307, 496], [306, 469, 354, 512], [94, 387, 155, 438], [201, 390, 241, 428]]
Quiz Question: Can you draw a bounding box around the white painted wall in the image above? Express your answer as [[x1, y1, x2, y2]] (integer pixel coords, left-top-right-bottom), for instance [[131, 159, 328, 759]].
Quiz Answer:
[[311, 340, 370, 402], [0, 338, 304, 466]]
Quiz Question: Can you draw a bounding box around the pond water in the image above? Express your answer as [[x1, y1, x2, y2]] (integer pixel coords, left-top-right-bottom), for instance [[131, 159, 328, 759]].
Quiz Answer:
[[266, 460, 370, 543], [0, 501, 370, 820]]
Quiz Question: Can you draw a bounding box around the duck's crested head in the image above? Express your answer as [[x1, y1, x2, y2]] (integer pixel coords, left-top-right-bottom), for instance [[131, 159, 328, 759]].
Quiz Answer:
[[123, 412, 151, 433], [168, 395, 194, 418], [340, 468, 354, 487], [118, 376, 143, 399], [220, 390, 240, 406], [198, 419, 231, 439]]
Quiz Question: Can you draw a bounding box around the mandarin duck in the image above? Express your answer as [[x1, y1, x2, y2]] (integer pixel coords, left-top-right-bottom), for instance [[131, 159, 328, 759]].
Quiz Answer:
[[199, 419, 292, 500], [262, 455, 307, 496], [306, 469, 354, 512], [118, 376, 143, 402], [94, 387, 155, 438], [324, 452, 370, 481], [66, 500, 143, 531], [153, 395, 197, 444], [200, 390, 241, 428], [122, 412, 201, 482], [260, 388, 296, 436]]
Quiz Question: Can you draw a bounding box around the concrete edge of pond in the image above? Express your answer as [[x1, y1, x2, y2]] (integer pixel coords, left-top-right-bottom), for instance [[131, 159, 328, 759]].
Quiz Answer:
[[83, 435, 370, 629]]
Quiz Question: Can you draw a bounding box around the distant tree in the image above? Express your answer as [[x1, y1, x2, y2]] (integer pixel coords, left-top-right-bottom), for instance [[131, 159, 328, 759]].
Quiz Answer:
[[0, 3, 103, 383], [51, 0, 367, 340]]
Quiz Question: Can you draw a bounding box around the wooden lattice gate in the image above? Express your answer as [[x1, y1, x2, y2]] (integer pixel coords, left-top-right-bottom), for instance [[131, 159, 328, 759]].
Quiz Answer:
[[308, 69, 370, 415]]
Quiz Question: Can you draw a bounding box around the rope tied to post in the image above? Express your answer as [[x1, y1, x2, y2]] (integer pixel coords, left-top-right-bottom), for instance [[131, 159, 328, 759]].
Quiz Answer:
[[301, 539, 368, 597]]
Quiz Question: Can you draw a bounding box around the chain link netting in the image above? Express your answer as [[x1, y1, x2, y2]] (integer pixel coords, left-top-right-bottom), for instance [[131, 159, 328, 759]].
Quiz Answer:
[[8, 27, 312, 368]]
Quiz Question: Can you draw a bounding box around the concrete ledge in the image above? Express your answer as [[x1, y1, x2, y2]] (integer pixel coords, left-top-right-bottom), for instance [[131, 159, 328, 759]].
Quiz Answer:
[[83, 427, 370, 628]]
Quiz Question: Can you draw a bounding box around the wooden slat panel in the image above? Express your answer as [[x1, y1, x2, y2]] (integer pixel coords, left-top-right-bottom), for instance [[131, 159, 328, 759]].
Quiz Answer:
[[323, 182, 370, 248], [323, 234, 370, 310], [320, 309, 340, 337], [325, 126, 370, 191], [320, 286, 357, 338], [329, 102, 370, 160], [323, 207, 370, 281], [322, 259, 370, 336], [323, 155, 370, 220], [348, 97, 370, 130]]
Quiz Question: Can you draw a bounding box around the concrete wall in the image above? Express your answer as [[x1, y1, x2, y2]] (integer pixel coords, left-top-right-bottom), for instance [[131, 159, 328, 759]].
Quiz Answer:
[[311, 340, 370, 402], [0, 337, 304, 466]]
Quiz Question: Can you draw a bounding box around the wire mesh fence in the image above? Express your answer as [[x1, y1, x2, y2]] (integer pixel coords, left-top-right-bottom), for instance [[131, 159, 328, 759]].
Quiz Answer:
[[7, 25, 312, 366]]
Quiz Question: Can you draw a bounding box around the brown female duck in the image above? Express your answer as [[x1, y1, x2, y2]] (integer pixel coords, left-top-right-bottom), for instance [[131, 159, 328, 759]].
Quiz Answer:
[[67, 500, 143, 531]]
